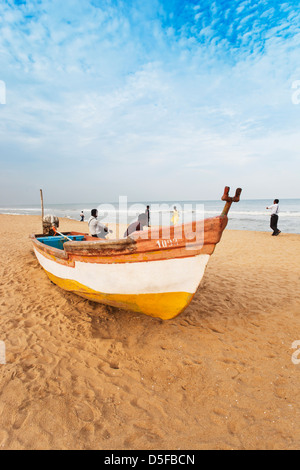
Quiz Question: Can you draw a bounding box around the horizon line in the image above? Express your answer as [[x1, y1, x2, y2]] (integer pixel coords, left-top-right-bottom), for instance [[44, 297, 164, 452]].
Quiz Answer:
[[1, 197, 300, 206]]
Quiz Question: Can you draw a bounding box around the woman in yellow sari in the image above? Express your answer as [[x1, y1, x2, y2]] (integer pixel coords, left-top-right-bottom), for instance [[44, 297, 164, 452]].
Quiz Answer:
[[171, 206, 179, 225]]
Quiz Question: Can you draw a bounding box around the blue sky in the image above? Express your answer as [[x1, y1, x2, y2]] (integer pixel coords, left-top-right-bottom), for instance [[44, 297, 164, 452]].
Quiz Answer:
[[0, 0, 300, 204]]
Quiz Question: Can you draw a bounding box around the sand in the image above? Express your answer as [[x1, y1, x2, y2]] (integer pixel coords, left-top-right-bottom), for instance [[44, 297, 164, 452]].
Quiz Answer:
[[0, 214, 300, 450]]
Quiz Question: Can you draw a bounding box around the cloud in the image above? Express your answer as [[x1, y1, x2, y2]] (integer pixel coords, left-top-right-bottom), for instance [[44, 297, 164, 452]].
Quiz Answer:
[[0, 0, 300, 203]]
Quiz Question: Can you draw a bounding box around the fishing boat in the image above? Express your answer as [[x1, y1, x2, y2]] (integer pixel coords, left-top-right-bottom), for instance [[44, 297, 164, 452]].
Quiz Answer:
[[31, 187, 241, 320]]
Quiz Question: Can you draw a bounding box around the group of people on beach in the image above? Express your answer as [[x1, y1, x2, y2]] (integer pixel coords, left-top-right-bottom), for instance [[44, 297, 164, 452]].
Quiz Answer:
[[79, 205, 180, 239], [79, 200, 281, 239], [82, 206, 151, 239]]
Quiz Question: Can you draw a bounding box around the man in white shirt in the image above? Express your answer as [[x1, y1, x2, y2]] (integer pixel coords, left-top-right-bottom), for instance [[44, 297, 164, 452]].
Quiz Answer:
[[266, 199, 281, 236], [88, 209, 109, 239]]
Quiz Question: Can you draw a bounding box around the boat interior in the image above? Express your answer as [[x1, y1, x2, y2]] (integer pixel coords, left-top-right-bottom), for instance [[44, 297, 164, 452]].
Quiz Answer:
[[36, 235, 86, 250]]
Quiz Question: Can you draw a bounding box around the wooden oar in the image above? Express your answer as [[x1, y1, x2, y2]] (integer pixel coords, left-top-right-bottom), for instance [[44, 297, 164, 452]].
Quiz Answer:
[[51, 226, 74, 242]]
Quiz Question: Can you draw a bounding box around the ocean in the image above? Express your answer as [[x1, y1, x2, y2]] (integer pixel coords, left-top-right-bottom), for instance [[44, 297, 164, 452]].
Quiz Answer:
[[0, 199, 299, 234]]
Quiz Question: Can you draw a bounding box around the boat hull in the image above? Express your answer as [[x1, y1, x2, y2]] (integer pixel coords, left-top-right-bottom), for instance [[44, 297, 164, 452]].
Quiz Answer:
[[33, 246, 210, 319], [31, 214, 229, 319]]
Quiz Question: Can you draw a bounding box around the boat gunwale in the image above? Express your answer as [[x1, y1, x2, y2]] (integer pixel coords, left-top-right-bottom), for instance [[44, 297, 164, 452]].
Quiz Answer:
[[30, 234, 70, 260], [30, 214, 228, 260]]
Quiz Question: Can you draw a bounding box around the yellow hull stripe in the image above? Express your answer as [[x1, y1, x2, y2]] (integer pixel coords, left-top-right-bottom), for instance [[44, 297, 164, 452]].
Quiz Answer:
[[45, 270, 194, 320]]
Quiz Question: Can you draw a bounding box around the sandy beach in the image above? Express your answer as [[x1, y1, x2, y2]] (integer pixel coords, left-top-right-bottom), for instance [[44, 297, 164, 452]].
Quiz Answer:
[[0, 214, 300, 450]]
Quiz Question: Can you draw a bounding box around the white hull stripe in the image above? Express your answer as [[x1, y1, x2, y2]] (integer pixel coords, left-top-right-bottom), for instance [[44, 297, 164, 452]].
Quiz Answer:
[[34, 248, 210, 295]]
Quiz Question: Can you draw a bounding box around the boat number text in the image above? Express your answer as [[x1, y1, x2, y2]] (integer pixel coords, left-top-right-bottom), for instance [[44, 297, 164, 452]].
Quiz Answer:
[[156, 239, 179, 249]]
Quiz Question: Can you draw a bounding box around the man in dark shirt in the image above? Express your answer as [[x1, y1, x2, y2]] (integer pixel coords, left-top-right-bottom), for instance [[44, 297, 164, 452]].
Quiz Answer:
[[145, 205, 150, 227], [124, 213, 148, 238]]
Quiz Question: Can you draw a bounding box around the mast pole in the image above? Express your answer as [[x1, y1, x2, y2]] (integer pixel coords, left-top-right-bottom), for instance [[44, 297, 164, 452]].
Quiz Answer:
[[40, 189, 44, 231]]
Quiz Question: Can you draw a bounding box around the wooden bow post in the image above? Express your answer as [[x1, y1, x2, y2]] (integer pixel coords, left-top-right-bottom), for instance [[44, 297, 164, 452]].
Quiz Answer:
[[221, 187, 242, 216]]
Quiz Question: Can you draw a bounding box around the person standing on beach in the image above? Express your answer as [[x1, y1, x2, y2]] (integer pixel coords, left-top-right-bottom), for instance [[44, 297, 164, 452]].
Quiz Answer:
[[266, 199, 281, 236], [171, 206, 179, 226], [124, 213, 148, 238], [145, 205, 150, 227], [80, 211, 84, 222]]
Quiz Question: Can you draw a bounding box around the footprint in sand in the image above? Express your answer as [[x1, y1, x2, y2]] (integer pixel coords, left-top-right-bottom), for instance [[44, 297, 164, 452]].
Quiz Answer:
[[12, 410, 28, 430], [74, 402, 94, 422]]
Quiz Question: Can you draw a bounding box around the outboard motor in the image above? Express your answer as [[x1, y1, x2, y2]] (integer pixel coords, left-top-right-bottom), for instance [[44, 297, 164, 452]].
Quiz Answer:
[[43, 215, 59, 236]]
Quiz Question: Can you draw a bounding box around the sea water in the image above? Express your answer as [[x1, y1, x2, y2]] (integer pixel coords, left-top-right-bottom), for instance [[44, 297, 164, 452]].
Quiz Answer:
[[0, 199, 299, 234]]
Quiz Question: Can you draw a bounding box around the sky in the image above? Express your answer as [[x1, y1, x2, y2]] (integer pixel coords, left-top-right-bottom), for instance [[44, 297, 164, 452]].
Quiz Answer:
[[0, 0, 300, 204]]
